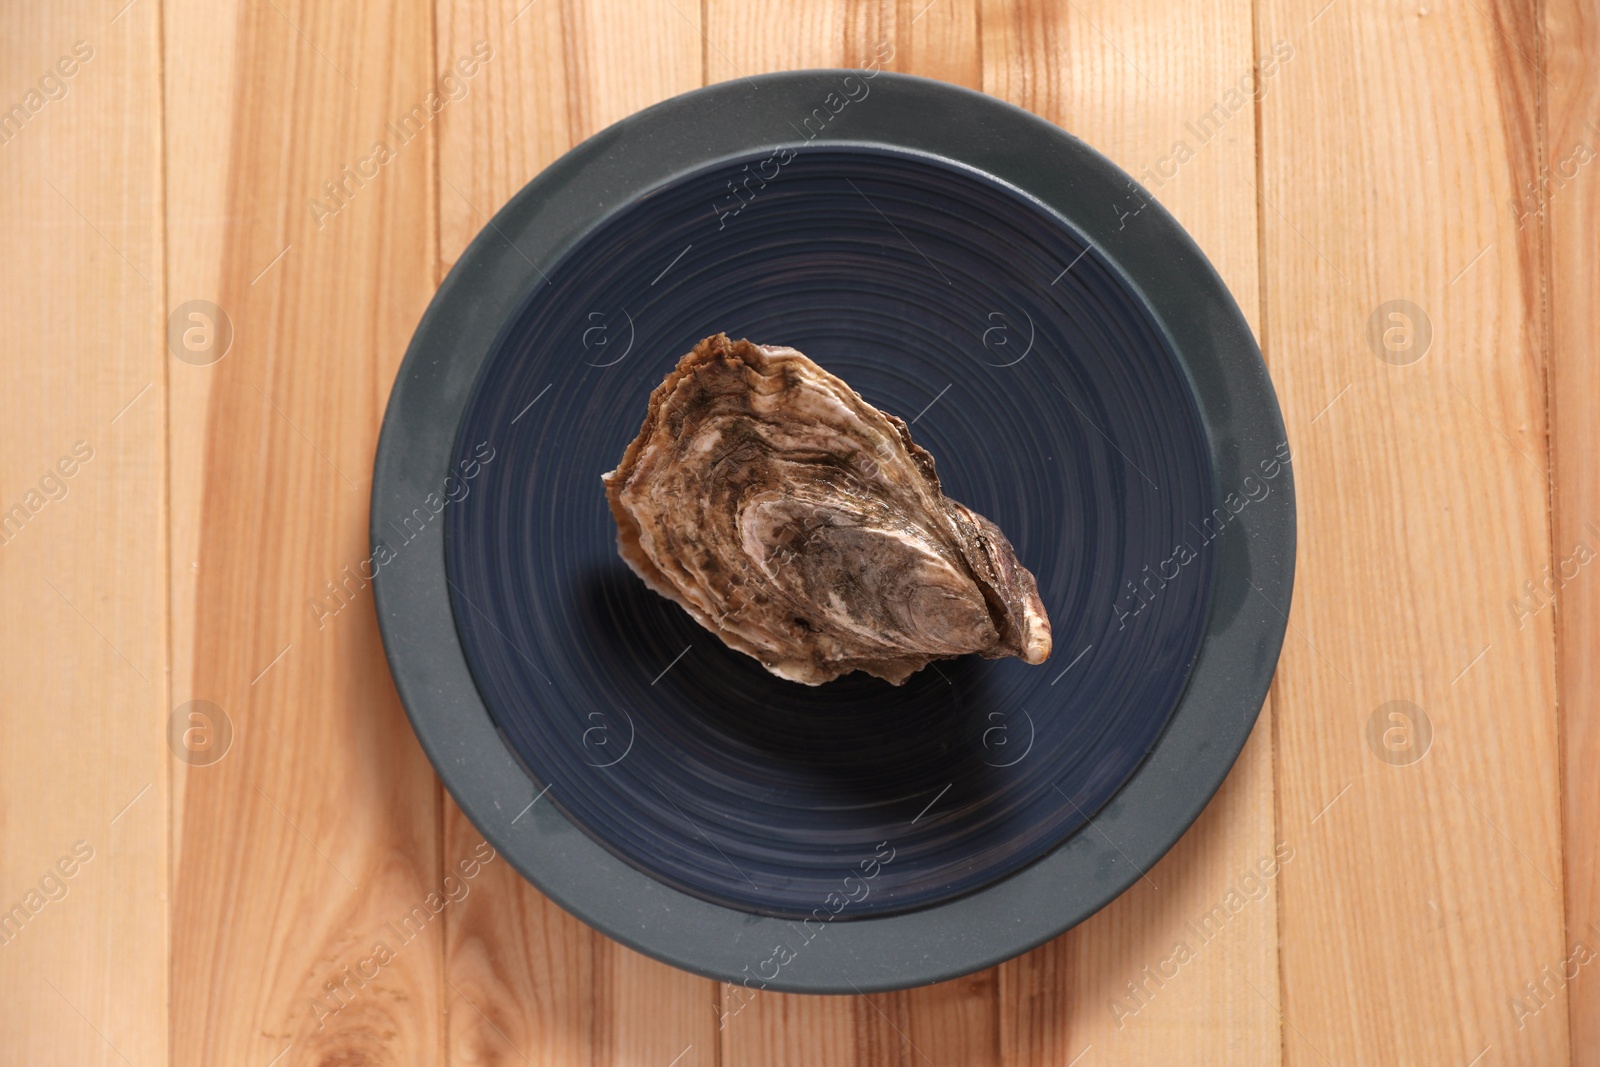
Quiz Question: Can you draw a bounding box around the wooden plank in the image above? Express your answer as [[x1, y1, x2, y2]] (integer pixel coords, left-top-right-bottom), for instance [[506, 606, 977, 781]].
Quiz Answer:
[[980, 0, 1280, 1062], [705, 2, 1276, 1063], [1542, 0, 1600, 1060], [164, 0, 242, 912], [441, 809, 593, 1065], [702, 5, 1001, 1065], [164, 0, 445, 1062], [0, 2, 167, 1065], [721, 968, 998, 1067], [436, 0, 708, 270], [433, 2, 716, 1065], [1258, 0, 1569, 1062]]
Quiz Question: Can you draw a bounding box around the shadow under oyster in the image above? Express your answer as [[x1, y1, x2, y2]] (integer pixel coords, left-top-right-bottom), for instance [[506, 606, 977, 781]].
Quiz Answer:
[[602, 333, 1053, 685]]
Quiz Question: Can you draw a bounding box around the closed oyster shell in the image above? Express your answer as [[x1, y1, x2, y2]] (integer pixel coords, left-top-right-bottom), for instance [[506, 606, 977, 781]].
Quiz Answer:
[[602, 333, 1052, 685]]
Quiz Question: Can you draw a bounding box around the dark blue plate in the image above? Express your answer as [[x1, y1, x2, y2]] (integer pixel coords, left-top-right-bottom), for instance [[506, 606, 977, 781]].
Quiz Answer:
[[444, 146, 1215, 919], [374, 71, 1294, 992]]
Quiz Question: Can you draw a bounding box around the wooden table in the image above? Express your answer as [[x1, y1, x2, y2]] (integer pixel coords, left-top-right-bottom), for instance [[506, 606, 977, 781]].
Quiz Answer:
[[3, 0, 1594, 1063]]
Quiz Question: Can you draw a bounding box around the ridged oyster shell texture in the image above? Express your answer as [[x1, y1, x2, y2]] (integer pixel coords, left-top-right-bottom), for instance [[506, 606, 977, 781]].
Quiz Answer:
[[602, 333, 1053, 685]]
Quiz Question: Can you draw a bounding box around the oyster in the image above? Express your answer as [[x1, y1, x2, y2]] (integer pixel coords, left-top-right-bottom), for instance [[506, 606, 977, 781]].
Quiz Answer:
[[602, 334, 1052, 685]]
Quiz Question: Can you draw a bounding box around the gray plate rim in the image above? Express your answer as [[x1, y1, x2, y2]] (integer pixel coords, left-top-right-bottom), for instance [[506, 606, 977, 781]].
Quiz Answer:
[[371, 69, 1296, 995]]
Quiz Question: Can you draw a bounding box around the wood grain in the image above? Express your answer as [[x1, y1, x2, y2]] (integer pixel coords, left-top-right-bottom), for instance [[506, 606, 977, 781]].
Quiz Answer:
[[1258, 0, 1569, 1062], [2, 0, 1594, 1063], [1542, 0, 1600, 1059], [0, 2, 167, 1065], [981, 0, 1281, 1062], [164, 0, 243, 913], [433, 2, 716, 1065], [703, 6, 1006, 1066], [435, 0, 706, 270], [165, 0, 445, 1063]]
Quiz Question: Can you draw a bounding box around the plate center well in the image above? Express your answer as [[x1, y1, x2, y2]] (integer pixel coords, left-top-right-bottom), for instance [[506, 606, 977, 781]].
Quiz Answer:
[[442, 146, 1216, 918]]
